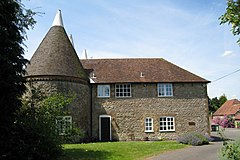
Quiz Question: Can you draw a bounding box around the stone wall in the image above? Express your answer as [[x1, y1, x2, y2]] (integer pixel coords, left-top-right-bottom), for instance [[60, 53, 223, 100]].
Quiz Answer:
[[24, 80, 91, 136], [91, 83, 210, 141]]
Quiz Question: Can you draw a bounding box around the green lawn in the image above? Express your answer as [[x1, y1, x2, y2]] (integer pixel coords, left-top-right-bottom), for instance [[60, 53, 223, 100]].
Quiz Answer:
[[61, 141, 187, 160]]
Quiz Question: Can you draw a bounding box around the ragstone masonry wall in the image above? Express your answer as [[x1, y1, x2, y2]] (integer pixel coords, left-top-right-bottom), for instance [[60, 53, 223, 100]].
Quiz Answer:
[[91, 83, 209, 141], [24, 79, 91, 136]]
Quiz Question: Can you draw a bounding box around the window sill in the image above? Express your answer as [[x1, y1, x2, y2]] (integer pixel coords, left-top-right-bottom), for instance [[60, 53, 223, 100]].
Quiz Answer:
[[158, 96, 173, 97], [115, 96, 132, 98], [145, 131, 154, 133], [97, 96, 110, 98], [159, 130, 175, 133]]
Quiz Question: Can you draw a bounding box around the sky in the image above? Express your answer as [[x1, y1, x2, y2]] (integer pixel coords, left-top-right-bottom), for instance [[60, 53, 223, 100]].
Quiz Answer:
[[23, 0, 240, 99]]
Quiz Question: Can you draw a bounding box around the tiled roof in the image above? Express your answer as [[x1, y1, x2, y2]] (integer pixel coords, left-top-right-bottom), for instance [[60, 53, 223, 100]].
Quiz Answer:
[[26, 25, 88, 81], [80, 58, 209, 83], [235, 113, 240, 120], [213, 99, 240, 116]]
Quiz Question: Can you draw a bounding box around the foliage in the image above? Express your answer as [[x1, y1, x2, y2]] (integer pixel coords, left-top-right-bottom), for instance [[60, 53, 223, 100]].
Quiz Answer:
[[212, 115, 235, 128], [216, 127, 230, 145], [0, 0, 36, 126], [209, 97, 220, 113], [10, 110, 63, 159], [236, 121, 240, 128], [61, 141, 186, 160], [176, 132, 211, 146], [219, 95, 227, 106], [209, 94, 227, 114], [219, 139, 240, 160], [2, 93, 83, 159], [219, 0, 240, 45], [63, 125, 85, 144], [0, 0, 36, 158]]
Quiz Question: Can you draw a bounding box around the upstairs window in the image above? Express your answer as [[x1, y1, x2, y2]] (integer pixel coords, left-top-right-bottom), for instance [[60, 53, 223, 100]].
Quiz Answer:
[[56, 116, 72, 135], [159, 116, 175, 132], [115, 84, 131, 98], [97, 85, 110, 97], [145, 117, 154, 132], [158, 83, 173, 97]]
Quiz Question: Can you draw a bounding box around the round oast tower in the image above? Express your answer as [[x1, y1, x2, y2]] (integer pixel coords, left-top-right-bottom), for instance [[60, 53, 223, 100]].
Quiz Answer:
[[25, 10, 91, 137]]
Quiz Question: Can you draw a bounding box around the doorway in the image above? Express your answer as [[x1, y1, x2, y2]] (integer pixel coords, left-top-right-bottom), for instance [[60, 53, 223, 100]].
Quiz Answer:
[[99, 115, 112, 141]]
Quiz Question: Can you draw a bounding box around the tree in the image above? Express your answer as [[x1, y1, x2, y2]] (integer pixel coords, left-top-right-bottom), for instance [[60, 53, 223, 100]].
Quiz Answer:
[[219, 94, 227, 107], [219, 0, 240, 45], [209, 97, 220, 113], [12, 93, 74, 159], [0, 0, 36, 158], [209, 94, 228, 114], [13, 90, 83, 159], [0, 0, 36, 125]]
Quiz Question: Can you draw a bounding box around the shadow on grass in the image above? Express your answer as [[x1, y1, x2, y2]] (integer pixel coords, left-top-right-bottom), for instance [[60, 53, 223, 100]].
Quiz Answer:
[[61, 148, 111, 160]]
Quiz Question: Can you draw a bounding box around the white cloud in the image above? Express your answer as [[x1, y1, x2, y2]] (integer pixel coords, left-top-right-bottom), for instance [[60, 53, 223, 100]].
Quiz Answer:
[[221, 50, 233, 57]]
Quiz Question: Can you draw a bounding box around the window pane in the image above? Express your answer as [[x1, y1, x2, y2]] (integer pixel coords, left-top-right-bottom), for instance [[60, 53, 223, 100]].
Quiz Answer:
[[158, 83, 173, 97], [98, 85, 110, 97], [115, 84, 131, 97], [145, 117, 153, 132], [56, 116, 72, 135], [159, 116, 175, 132]]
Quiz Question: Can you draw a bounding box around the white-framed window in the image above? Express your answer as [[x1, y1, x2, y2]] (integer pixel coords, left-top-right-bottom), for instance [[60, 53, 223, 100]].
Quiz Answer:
[[158, 83, 173, 97], [97, 85, 110, 97], [159, 116, 175, 132], [115, 84, 131, 97], [56, 116, 72, 135], [145, 117, 154, 132]]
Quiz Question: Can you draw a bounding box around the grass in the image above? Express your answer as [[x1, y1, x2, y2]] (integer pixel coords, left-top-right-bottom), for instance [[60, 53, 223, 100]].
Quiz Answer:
[[61, 141, 187, 160]]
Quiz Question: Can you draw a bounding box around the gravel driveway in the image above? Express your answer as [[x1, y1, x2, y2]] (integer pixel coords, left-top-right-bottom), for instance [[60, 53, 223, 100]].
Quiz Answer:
[[145, 128, 240, 160]]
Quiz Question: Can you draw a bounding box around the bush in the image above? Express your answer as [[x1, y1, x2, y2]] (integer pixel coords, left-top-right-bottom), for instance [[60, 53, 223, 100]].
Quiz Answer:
[[62, 124, 85, 144], [212, 115, 235, 128], [9, 118, 63, 160], [177, 132, 211, 146], [219, 140, 240, 160], [3, 93, 79, 159]]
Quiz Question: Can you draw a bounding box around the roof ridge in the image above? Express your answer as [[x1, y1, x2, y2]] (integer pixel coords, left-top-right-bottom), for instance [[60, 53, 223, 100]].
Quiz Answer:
[[81, 58, 164, 60]]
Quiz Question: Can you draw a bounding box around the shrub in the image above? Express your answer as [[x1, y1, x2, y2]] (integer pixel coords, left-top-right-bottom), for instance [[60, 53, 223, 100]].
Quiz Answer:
[[177, 132, 210, 146], [5, 106, 63, 160], [219, 140, 240, 160], [212, 115, 235, 128], [10, 116, 63, 160], [5, 93, 80, 159], [62, 124, 85, 144]]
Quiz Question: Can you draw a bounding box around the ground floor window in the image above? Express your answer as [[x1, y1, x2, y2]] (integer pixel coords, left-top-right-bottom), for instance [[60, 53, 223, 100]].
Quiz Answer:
[[159, 116, 175, 132], [145, 117, 153, 132], [56, 116, 72, 135]]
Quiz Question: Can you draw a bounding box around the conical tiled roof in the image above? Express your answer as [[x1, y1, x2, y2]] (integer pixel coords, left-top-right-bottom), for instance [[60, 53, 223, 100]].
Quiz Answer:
[[26, 10, 88, 82]]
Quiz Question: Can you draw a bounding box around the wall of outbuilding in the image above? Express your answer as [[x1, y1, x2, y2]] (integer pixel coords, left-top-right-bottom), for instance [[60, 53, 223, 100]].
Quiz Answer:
[[91, 82, 210, 141]]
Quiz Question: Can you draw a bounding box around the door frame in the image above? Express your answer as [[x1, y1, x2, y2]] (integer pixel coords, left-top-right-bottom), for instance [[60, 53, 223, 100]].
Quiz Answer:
[[99, 115, 112, 141]]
